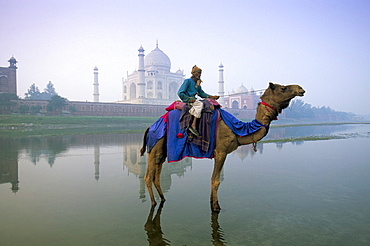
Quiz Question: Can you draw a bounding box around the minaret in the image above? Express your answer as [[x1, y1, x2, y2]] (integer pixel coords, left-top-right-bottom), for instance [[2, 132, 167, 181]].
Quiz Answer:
[[93, 66, 99, 102], [218, 63, 225, 106], [137, 45, 146, 98]]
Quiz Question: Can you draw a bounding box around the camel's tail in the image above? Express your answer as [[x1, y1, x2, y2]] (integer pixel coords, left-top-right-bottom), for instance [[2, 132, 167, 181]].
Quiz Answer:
[[140, 127, 150, 156]]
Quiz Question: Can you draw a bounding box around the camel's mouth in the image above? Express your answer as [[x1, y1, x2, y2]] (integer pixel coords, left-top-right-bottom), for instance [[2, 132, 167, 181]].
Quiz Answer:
[[298, 89, 305, 96]]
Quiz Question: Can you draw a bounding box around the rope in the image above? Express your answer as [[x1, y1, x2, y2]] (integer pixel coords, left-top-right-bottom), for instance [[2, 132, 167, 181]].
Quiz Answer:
[[219, 88, 266, 97]]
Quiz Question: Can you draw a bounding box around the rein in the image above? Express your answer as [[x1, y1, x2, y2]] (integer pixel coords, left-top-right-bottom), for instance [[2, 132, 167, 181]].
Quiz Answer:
[[261, 101, 277, 112], [247, 101, 277, 152], [261, 101, 278, 121], [237, 101, 279, 152]]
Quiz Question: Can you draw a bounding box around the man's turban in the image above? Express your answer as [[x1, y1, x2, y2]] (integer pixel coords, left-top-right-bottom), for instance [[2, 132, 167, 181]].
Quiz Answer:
[[191, 65, 202, 75]]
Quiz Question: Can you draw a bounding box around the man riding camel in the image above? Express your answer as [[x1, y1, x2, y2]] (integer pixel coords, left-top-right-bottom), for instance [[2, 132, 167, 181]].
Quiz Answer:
[[177, 65, 220, 136]]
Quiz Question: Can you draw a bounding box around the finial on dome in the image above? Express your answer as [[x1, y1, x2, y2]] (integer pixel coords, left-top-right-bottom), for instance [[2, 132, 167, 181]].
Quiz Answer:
[[156, 39, 158, 48]]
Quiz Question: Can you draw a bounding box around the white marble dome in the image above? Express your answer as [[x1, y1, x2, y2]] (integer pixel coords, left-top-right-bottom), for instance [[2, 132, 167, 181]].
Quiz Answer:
[[236, 84, 248, 93], [144, 45, 171, 71]]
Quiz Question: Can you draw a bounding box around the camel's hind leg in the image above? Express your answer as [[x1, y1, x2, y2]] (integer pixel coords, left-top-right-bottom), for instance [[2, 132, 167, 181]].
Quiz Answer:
[[144, 138, 166, 206], [153, 161, 166, 202]]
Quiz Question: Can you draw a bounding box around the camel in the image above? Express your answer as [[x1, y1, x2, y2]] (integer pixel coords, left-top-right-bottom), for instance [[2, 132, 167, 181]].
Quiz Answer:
[[140, 82, 305, 212]]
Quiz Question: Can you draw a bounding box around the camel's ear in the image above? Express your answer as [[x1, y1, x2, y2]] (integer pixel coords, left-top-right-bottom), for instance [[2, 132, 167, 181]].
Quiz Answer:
[[269, 82, 276, 90]]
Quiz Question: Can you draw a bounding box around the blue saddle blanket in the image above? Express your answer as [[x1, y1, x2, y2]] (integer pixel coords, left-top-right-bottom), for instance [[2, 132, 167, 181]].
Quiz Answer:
[[146, 108, 264, 162]]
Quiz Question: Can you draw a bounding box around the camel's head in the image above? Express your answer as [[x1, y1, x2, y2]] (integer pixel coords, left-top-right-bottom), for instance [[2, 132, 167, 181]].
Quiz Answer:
[[261, 82, 305, 112]]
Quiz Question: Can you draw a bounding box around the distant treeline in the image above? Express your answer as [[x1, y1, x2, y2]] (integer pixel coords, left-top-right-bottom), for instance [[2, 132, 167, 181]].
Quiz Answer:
[[285, 99, 359, 121]]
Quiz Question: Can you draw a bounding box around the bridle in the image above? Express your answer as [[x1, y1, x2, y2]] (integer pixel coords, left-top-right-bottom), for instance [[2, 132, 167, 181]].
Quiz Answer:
[[261, 101, 278, 121]]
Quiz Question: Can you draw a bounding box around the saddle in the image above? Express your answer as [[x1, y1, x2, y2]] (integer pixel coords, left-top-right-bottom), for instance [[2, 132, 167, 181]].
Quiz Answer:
[[165, 99, 220, 112], [163, 99, 221, 153]]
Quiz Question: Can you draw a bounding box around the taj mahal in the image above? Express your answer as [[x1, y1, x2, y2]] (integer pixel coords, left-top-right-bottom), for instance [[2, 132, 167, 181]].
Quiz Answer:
[[99, 42, 261, 109], [121, 43, 184, 105]]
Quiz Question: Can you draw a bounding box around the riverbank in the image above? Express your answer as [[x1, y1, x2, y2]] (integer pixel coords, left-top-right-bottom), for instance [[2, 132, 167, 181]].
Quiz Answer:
[[0, 115, 369, 138], [0, 115, 158, 137]]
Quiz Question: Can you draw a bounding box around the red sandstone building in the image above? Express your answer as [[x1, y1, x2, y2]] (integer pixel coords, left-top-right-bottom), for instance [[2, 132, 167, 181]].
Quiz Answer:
[[0, 56, 17, 95]]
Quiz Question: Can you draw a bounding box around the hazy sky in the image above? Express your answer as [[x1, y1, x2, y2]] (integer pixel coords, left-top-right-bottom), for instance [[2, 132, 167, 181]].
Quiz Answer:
[[1, 0, 369, 115]]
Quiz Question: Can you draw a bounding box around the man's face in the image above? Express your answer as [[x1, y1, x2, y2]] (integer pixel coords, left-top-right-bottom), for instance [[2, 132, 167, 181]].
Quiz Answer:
[[194, 70, 202, 79]]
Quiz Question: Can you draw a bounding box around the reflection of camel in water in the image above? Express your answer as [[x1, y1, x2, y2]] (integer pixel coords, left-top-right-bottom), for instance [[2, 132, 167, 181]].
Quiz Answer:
[[141, 83, 305, 212], [144, 202, 170, 246], [144, 202, 227, 245], [211, 212, 227, 245]]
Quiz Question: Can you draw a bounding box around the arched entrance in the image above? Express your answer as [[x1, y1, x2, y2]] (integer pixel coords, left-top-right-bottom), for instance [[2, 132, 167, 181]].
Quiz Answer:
[[130, 83, 136, 99]]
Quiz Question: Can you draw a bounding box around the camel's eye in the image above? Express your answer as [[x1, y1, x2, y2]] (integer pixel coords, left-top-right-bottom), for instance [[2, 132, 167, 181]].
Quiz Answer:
[[281, 87, 287, 92]]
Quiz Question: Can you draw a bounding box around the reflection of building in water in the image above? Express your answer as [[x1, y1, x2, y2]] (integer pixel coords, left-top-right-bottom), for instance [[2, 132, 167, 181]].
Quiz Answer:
[[0, 159, 19, 193], [265, 127, 286, 141], [94, 144, 100, 180], [122, 136, 192, 201], [276, 142, 283, 150], [0, 138, 19, 193], [233, 144, 264, 162]]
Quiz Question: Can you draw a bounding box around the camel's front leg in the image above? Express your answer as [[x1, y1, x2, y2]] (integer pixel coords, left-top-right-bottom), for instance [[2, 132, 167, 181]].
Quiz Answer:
[[210, 152, 227, 212]]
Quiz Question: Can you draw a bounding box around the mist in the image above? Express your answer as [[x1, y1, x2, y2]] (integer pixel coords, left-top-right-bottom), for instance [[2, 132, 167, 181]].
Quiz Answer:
[[1, 0, 369, 116]]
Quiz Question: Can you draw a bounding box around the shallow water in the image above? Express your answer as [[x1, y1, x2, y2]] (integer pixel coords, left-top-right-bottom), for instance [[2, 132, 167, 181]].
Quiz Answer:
[[1, 124, 369, 245]]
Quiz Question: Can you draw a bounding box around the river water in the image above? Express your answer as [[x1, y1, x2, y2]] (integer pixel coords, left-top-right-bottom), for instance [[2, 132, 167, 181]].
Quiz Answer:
[[1, 124, 369, 246]]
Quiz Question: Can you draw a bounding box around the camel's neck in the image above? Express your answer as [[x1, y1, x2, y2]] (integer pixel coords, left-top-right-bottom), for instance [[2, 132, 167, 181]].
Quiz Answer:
[[256, 101, 279, 126], [236, 101, 278, 146]]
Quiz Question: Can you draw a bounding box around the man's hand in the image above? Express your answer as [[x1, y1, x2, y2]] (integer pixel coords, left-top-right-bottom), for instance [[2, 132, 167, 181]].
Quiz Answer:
[[189, 98, 196, 103], [208, 95, 220, 100]]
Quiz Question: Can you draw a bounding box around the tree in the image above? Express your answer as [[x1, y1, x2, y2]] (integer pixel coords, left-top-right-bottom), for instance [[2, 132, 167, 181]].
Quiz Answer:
[[0, 93, 19, 114], [46, 95, 68, 115], [44, 81, 57, 95], [284, 99, 357, 121], [19, 105, 30, 114], [69, 105, 77, 113], [30, 105, 42, 114], [25, 81, 58, 100], [285, 99, 314, 119], [25, 83, 41, 99]]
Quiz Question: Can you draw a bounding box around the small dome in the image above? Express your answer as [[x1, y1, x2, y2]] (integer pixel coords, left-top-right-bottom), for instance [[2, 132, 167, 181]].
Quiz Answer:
[[144, 45, 171, 71], [176, 69, 183, 74], [8, 56, 17, 67], [236, 84, 248, 93], [8, 56, 17, 63]]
